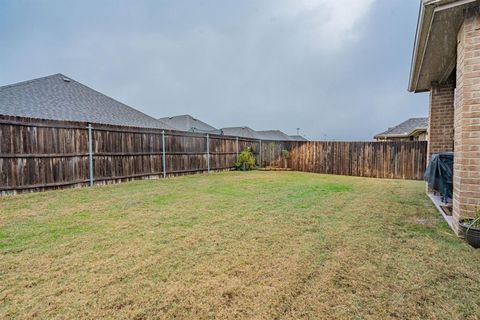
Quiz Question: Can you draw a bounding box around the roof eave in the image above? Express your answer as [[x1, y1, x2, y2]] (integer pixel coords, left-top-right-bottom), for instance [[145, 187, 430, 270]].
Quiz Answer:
[[408, 0, 480, 93], [408, 1, 430, 92], [375, 127, 428, 139], [374, 134, 410, 139], [409, 127, 428, 135]]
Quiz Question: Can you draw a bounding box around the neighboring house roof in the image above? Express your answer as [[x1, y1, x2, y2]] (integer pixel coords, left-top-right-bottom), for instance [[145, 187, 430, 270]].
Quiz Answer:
[[374, 117, 428, 139], [158, 114, 221, 134], [222, 127, 297, 141], [221, 126, 261, 139], [257, 130, 292, 141], [0, 73, 173, 129], [289, 135, 308, 141]]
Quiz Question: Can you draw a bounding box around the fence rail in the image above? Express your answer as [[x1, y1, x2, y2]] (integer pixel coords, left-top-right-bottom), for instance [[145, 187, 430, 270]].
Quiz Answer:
[[0, 115, 428, 194]]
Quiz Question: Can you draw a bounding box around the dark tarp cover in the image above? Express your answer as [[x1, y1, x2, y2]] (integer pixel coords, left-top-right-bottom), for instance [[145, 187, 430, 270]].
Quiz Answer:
[[423, 152, 454, 200]]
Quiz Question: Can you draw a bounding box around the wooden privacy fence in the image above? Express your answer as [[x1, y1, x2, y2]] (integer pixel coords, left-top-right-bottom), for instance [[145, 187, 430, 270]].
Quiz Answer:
[[0, 116, 260, 193], [0, 115, 428, 194], [260, 140, 428, 180]]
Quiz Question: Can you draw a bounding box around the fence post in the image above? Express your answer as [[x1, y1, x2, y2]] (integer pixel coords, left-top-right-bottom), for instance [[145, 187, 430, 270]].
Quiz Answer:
[[206, 134, 210, 173], [259, 140, 262, 168], [87, 124, 94, 186], [162, 130, 166, 178], [236, 136, 239, 158]]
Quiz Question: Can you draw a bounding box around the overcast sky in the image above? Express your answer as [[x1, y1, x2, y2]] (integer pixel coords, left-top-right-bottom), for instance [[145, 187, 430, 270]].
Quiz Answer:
[[0, 0, 427, 140]]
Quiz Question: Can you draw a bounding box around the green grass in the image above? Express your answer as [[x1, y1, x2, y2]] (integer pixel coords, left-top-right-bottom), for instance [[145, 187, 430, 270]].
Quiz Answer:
[[1, 171, 479, 319]]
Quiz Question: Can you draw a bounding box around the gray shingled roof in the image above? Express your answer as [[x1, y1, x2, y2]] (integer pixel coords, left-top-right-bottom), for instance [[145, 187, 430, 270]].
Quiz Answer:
[[159, 114, 220, 133], [0, 73, 173, 129], [374, 117, 428, 139], [257, 130, 292, 141], [289, 135, 308, 141], [221, 126, 262, 139], [221, 127, 294, 141]]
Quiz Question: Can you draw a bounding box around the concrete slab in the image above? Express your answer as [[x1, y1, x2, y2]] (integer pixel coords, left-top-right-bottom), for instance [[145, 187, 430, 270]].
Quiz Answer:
[[428, 192, 456, 233]]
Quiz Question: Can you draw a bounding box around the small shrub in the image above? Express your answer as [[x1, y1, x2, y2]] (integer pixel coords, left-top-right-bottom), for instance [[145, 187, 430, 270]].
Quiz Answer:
[[235, 147, 256, 171], [462, 206, 480, 228], [472, 207, 480, 227], [266, 142, 275, 155], [281, 149, 290, 168]]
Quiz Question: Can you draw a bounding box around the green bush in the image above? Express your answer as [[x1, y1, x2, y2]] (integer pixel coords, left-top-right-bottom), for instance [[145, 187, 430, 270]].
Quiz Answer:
[[281, 149, 290, 168], [463, 207, 480, 228], [235, 147, 256, 171], [472, 207, 480, 227]]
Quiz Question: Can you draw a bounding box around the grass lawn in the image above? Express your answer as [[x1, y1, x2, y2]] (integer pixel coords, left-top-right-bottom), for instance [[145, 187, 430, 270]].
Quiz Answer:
[[1, 171, 479, 319]]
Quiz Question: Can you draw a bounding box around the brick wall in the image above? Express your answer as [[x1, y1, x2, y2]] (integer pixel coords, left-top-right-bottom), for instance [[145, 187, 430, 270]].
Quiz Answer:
[[428, 83, 455, 159], [453, 9, 480, 232]]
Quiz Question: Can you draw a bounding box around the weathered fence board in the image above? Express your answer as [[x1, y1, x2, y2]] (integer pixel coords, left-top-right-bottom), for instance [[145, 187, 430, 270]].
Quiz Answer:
[[261, 140, 428, 180], [0, 115, 261, 193], [0, 115, 428, 194]]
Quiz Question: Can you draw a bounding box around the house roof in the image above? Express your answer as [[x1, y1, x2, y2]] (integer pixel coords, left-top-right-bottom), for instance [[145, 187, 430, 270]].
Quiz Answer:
[[221, 126, 261, 139], [374, 117, 428, 139], [0, 73, 173, 129], [409, 0, 480, 92], [289, 135, 308, 141], [256, 130, 292, 141], [222, 127, 297, 141], [158, 114, 220, 133]]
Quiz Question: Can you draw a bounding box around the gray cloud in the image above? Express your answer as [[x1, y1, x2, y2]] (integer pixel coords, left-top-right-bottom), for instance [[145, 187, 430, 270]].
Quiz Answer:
[[0, 0, 427, 140]]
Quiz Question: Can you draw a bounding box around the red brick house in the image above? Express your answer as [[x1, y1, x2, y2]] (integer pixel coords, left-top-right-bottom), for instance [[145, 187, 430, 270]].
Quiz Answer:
[[409, 0, 480, 234]]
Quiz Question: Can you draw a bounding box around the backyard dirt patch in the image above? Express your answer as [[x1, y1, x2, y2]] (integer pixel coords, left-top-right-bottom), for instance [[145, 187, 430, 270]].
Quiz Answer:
[[1, 171, 479, 319]]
